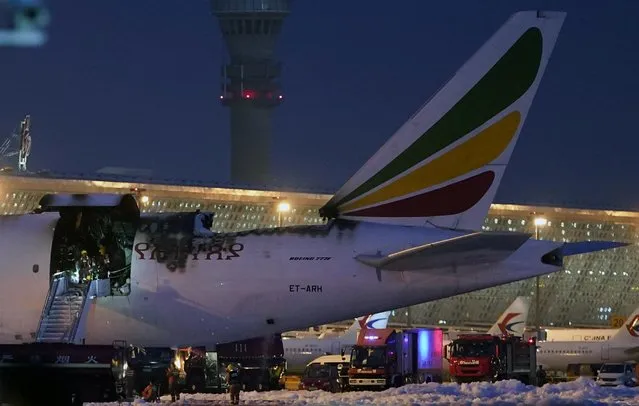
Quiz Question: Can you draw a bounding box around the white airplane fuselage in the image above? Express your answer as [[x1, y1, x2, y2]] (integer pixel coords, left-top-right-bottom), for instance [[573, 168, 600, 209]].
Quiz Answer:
[[544, 329, 615, 342], [0, 213, 562, 348], [283, 336, 350, 374], [537, 340, 639, 371]]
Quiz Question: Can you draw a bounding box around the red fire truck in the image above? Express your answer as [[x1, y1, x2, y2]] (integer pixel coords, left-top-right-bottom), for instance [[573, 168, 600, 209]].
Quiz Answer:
[[348, 328, 444, 391], [444, 334, 537, 384]]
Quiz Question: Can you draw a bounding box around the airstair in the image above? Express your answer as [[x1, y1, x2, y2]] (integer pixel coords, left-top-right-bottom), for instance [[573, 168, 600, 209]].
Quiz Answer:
[[36, 273, 91, 343]]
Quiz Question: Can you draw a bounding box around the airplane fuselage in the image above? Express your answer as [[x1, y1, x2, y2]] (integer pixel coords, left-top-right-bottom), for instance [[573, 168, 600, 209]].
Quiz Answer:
[[283, 336, 352, 374], [544, 328, 615, 342], [85, 216, 561, 347], [537, 340, 639, 371], [0, 212, 562, 349]]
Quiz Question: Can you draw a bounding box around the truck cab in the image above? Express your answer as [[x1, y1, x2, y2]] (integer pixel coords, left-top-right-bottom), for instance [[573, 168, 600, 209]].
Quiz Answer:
[[349, 328, 399, 390], [446, 334, 497, 382], [596, 361, 638, 387], [348, 328, 443, 390], [445, 334, 536, 385]]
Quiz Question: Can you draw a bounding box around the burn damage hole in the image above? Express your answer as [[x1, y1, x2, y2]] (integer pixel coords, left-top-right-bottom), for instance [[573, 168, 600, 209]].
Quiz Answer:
[[32, 264, 39, 273]]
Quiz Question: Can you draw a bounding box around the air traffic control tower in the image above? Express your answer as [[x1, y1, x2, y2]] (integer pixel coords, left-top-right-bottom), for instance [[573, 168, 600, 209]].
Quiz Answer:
[[211, 0, 291, 186]]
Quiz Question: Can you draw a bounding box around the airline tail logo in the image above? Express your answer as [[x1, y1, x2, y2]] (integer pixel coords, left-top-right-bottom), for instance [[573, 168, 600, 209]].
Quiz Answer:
[[319, 11, 567, 231], [497, 313, 523, 335], [626, 315, 639, 337], [357, 314, 387, 330], [365, 316, 385, 329]]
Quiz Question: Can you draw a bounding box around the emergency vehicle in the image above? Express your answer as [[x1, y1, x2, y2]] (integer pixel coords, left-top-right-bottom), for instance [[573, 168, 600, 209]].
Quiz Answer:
[[445, 334, 537, 384], [299, 354, 351, 393], [348, 328, 444, 390]]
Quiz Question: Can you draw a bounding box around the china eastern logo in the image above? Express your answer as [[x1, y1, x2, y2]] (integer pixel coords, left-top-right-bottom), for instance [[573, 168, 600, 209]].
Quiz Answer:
[[626, 315, 639, 337], [357, 315, 385, 330], [498, 313, 523, 335], [366, 317, 385, 329]]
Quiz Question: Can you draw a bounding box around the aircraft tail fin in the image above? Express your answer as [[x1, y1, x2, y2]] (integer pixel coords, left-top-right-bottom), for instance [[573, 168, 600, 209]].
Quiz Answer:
[[319, 11, 566, 230], [339, 312, 392, 340], [487, 296, 531, 336], [611, 306, 639, 349]]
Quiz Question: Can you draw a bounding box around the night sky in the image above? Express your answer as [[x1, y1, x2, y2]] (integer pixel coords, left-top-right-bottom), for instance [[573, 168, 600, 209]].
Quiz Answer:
[[2, 1, 639, 210]]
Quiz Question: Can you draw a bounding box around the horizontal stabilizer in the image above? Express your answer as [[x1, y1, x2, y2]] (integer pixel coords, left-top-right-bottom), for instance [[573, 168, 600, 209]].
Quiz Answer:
[[560, 241, 629, 256], [356, 232, 531, 272]]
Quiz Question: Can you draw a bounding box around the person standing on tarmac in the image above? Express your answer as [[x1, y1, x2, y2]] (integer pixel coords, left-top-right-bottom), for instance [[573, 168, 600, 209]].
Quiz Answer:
[[226, 363, 242, 405], [536, 365, 547, 386], [167, 364, 180, 402]]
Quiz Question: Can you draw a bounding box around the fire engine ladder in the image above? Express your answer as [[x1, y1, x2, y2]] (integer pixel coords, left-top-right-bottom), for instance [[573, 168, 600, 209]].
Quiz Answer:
[[35, 272, 91, 343]]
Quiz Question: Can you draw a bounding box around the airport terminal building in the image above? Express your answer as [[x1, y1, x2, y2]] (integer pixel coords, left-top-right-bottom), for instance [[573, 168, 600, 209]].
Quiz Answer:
[[1, 173, 636, 330]]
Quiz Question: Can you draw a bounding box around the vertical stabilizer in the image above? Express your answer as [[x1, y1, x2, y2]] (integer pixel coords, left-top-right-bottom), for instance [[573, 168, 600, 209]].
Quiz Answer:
[[320, 11, 566, 230], [338, 311, 392, 341], [610, 306, 639, 346], [487, 296, 531, 336]]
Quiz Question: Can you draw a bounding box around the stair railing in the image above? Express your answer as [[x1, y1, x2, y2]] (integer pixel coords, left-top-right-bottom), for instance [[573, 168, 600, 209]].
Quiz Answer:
[[35, 273, 65, 341], [65, 283, 92, 343]]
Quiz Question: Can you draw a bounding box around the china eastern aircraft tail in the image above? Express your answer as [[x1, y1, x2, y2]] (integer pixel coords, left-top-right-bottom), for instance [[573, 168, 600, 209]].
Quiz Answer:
[[487, 296, 531, 336]]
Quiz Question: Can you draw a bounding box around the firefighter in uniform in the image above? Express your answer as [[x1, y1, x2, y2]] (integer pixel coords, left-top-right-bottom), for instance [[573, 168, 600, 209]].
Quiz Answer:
[[226, 363, 242, 405]]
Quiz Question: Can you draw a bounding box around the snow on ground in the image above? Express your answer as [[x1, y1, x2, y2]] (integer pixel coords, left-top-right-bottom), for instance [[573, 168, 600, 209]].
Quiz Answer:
[[85, 378, 639, 405]]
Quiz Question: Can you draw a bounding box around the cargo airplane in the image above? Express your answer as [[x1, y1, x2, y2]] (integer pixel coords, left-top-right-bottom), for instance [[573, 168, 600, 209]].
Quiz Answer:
[[0, 11, 626, 348]]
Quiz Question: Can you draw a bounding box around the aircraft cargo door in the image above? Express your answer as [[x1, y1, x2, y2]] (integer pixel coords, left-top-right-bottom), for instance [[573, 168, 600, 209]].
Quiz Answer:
[[601, 343, 610, 361]]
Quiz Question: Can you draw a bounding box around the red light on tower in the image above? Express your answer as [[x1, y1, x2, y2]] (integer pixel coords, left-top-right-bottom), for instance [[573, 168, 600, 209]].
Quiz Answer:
[[242, 89, 256, 99]]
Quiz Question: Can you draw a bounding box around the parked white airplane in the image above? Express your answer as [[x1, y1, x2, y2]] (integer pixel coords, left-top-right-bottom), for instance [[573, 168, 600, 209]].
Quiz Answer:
[[0, 11, 625, 349], [537, 306, 639, 372], [542, 311, 634, 341], [544, 328, 615, 342], [283, 312, 391, 374]]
